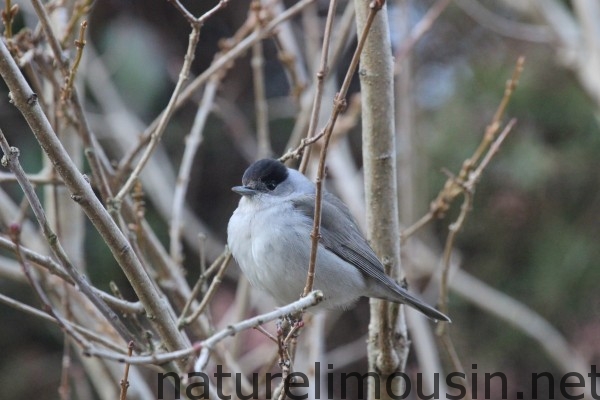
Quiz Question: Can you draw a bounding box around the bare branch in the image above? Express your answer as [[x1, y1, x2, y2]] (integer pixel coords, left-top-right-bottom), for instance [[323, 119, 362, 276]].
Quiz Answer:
[[8, 222, 91, 350], [0, 235, 144, 314], [401, 56, 525, 241], [169, 79, 219, 264], [1, 0, 18, 39], [0, 292, 127, 353], [251, 0, 272, 159], [60, 20, 87, 102], [354, 1, 408, 397], [0, 39, 190, 365], [298, 0, 339, 173], [29, 0, 113, 202], [177, 248, 229, 325], [83, 291, 323, 367], [119, 342, 135, 400], [179, 252, 232, 328], [302, 0, 379, 298], [116, 0, 317, 176], [112, 25, 201, 204], [0, 129, 136, 346], [195, 291, 323, 371]]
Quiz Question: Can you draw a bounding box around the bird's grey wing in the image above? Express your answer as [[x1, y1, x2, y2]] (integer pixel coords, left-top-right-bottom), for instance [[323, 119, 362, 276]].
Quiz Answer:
[[292, 193, 451, 322], [291, 192, 399, 292]]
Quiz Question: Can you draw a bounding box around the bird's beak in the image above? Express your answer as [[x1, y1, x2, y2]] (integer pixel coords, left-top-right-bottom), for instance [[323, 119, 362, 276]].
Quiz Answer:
[[232, 186, 258, 197]]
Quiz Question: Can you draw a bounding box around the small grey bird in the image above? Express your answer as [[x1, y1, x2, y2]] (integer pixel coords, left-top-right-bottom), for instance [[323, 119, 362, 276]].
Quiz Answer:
[[227, 158, 450, 322]]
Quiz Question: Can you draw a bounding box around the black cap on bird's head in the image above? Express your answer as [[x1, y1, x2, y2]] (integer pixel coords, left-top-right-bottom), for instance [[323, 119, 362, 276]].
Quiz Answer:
[[232, 159, 289, 196]]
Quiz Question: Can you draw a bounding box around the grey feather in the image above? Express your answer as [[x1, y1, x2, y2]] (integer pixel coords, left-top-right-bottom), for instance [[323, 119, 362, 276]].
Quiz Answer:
[[292, 193, 450, 322], [227, 158, 450, 322]]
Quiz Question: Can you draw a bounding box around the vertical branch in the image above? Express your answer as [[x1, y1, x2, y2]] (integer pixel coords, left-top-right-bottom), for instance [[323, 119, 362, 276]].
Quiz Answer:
[[282, 1, 355, 161], [119, 341, 134, 400], [395, 0, 417, 226], [298, 0, 338, 173], [251, 0, 272, 158], [1, 0, 18, 39], [60, 20, 87, 102], [301, 0, 376, 297], [52, 18, 89, 278], [169, 79, 219, 264], [354, 2, 406, 400]]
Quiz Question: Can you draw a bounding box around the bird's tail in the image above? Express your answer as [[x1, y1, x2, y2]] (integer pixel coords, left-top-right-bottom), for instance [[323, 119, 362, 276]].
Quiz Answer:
[[380, 286, 451, 322]]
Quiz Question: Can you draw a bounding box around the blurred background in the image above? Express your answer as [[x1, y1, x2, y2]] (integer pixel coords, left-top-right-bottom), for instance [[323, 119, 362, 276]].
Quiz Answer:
[[0, 0, 599, 399]]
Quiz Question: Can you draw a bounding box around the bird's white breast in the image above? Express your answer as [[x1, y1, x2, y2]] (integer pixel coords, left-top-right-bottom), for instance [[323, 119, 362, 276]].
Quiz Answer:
[[228, 194, 368, 309]]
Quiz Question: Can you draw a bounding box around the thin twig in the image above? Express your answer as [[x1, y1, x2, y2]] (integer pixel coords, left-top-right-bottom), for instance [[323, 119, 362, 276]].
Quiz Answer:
[[251, 0, 272, 158], [0, 130, 137, 346], [59, 0, 92, 47], [169, 78, 219, 264], [0, 235, 144, 314], [7, 223, 90, 350], [61, 20, 87, 102], [116, 0, 316, 177], [119, 341, 134, 400], [298, 0, 338, 173], [0, 170, 61, 184], [274, 316, 295, 400], [254, 325, 279, 343], [437, 119, 517, 322], [177, 247, 227, 322], [469, 57, 525, 170], [282, 1, 356, 158], [167, 0, 197, 25], [30, 0, 113, 202], [112, 25, 201, 204], [113, 0, 228, 204], [1, 0, 18, 39], [436, 186, 473, 322], [279, 130, 327, 163], [179, 252, 232, 328], [83, 291, 323, 366], [0, 235, 71, 282], [195, 291, 322, 371], [401, 57, 525, 241], [0, 39, 190, 364], [302, 0, 381, 297], [430, 87, 519, 400], [0, 291, 126, 353], [30, 0, 69, 74], [470, 118, 517, 184]]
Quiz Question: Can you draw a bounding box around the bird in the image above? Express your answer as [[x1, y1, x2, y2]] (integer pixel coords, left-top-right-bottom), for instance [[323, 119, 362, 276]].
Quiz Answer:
[[227, 158, 450, 322]]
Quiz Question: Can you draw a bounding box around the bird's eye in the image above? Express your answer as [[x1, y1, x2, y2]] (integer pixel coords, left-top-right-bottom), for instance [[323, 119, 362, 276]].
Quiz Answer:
[[265, 181, 277, 190]]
